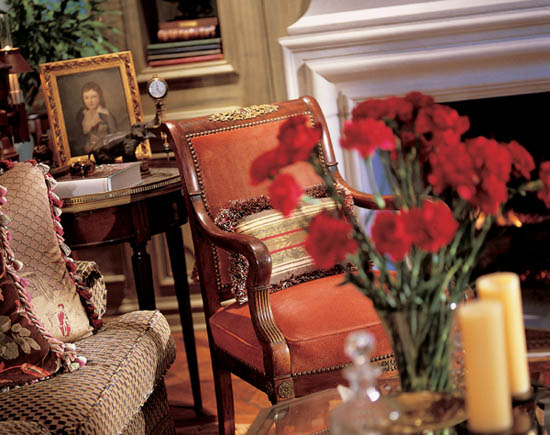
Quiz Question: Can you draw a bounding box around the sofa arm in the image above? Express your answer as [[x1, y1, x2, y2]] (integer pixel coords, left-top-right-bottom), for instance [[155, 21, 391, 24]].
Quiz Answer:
[[75, 260, 107, 319]]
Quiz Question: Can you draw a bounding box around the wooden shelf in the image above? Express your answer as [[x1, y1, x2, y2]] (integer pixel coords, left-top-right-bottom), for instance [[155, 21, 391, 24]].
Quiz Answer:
[[123, 0, 235, 85], [137, 58, 236, 84]]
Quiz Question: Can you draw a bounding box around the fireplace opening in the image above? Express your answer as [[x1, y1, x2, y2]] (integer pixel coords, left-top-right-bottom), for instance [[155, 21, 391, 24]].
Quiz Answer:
[[448, 92, 550, 288]]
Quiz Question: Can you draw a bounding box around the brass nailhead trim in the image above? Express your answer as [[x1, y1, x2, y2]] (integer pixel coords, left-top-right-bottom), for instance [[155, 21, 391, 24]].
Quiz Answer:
[[210, 244, 223, 291], [291, 353, 396, 377], [292, 362, 351, 377], [370, 352, 395, 362]]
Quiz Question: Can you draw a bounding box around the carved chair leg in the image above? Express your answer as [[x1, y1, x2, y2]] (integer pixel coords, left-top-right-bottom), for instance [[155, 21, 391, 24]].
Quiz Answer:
[[212, 363, 235, 435]]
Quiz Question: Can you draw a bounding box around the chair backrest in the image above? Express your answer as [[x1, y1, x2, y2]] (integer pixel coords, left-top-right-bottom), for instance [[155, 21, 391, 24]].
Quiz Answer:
[[163, 96, 341, 312]]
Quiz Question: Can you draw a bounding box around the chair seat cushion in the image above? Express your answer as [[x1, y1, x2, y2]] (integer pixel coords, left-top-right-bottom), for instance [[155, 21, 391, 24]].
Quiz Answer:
[[210, 274, 392, 376], [0, 310, 175, 434]]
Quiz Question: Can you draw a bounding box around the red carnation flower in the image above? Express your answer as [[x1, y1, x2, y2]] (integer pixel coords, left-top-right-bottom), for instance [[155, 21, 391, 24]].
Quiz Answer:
[[505, 140, 535, 180], [405, 91, 434, 110], [387, 96, 414, 123], [415, 104, 469, 154], [371, 211, 411, 262], [269, 173, 304, 217], [473, 174, 509, 215], [415, 104, 469, 135], [403, 200, 458, 253], [428, 137, 513, 215], [305, 211, 358, 269], [277, 115, 322, 163], [250, 149, 288, 185], [352, 98, 396, 121], [340, 118, 397, 158], [537, 161, 550, 208], [464, 137, 511, 215], [428, 141, 476, 198]]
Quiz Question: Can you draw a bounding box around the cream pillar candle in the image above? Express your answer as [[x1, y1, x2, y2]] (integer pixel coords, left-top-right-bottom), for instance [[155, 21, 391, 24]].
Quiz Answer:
[[459, 300, 512, 432], [476, 272, 530, 397]]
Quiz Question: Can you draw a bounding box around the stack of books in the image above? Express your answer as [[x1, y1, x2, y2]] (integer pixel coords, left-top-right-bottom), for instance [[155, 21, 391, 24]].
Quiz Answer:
[[148, 17, 223, 67]]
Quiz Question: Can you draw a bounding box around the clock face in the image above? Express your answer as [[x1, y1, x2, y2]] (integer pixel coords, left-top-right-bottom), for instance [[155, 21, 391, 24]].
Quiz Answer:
[[147, 78, 168, 99]]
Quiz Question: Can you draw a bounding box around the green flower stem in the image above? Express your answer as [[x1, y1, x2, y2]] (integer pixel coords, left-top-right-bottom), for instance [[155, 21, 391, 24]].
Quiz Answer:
[[392, 146, 412, 206], [409, 248, 424, 290], [405, 153, 419, 206], [453, 216, 492, 300], [380, 153, 405, 209]]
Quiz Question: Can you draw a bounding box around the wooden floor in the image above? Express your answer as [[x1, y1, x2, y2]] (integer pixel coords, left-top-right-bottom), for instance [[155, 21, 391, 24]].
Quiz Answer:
[[165, 328, 272, 434]]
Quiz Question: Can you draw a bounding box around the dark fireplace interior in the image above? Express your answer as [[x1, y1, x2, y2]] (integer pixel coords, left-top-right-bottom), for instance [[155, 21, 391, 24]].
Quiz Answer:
[[446, 92, 550, 289]]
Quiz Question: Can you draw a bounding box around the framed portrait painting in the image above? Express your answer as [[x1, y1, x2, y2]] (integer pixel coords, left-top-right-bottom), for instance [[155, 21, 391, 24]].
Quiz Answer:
[[40, 51, 151, 166]]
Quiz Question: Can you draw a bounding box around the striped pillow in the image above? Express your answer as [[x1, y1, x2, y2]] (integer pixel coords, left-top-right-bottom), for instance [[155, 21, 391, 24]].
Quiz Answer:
[[235, 198, 338, 285], [215, 186, 357, 304]]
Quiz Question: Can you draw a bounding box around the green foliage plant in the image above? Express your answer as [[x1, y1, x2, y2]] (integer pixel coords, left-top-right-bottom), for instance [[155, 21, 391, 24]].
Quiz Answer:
[[1, 0, 120, 109]]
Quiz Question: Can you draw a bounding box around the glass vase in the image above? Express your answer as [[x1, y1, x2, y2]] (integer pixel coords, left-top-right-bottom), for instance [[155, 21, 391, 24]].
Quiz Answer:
[[377, 303, 459, 393]]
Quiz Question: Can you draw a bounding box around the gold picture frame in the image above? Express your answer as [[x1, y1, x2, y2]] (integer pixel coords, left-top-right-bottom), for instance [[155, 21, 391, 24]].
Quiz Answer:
[[40, 51, 151, 167]]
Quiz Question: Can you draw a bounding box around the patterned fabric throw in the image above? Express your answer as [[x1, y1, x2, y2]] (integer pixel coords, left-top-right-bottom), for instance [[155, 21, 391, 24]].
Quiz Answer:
[[0, 161, 101, 342], [0, 161, 85, 391]]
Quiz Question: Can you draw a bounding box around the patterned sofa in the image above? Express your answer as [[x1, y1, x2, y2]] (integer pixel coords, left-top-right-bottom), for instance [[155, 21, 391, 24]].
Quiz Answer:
[[0, 161, 176, 434]]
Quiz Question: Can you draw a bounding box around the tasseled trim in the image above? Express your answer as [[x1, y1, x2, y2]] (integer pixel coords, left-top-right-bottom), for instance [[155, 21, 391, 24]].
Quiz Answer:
[[0, 180, 84, 374], [35, 162, 104, 330]]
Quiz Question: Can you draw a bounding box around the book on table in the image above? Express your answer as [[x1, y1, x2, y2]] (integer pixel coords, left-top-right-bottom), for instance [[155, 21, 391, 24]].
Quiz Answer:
[[53, 162, 143, 199]]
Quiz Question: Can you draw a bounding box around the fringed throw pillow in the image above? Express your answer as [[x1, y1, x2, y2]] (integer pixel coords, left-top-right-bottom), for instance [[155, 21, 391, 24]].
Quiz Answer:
[[0, 161, 102, 342], [215, 185, 359, 304], [0, 163, 85, 391]]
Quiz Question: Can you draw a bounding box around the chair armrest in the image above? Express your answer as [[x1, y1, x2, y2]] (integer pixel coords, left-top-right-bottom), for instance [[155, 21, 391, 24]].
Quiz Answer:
[[75, 260, 107, 319], [192, 197, 288, 368], [332, 170, 398, 210], [192, 196, 272, 287]]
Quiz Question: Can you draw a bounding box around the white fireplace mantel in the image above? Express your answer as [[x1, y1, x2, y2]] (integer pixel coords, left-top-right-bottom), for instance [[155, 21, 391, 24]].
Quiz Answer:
[[279, 0, 550, 188]]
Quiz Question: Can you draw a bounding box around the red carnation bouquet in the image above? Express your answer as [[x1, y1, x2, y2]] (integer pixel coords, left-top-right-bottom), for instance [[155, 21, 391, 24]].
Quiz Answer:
[[250, 92, 550, 392]]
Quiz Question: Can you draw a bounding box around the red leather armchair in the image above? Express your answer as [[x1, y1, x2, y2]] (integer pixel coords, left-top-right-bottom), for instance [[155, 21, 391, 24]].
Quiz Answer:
[[162, 96, 395, 434]]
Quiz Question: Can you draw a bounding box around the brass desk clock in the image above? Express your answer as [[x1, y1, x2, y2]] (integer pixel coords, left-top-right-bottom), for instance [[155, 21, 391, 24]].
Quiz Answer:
[[146, 74, 168, 127], [146, 74, 171, 155]]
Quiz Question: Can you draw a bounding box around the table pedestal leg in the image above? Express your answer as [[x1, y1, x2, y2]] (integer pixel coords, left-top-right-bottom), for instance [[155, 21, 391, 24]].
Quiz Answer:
[[131, 241, 156, 310], [166, 226, 203, 414]]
